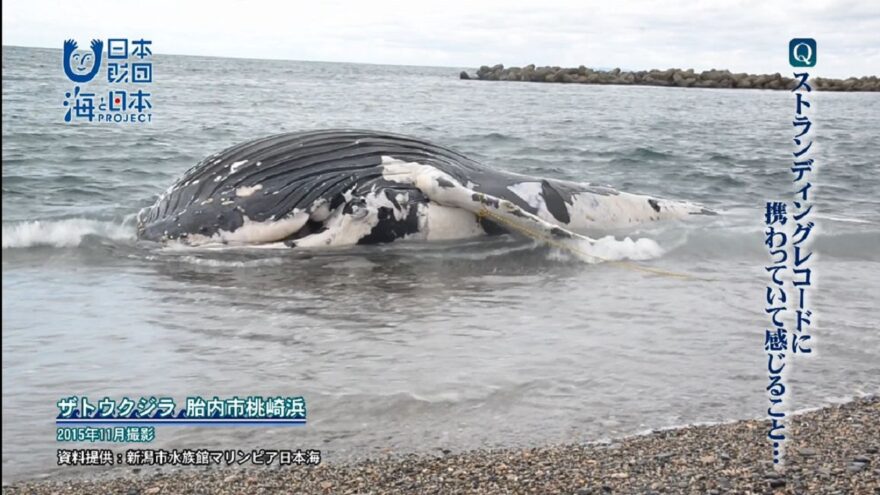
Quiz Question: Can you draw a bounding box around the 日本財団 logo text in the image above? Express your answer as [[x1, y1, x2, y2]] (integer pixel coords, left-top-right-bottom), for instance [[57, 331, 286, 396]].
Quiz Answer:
[[62, 38, 153, 123]]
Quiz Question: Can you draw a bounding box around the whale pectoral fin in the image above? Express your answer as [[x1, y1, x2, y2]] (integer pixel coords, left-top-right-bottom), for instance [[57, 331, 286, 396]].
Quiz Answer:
[[383, 160, 602, 261]]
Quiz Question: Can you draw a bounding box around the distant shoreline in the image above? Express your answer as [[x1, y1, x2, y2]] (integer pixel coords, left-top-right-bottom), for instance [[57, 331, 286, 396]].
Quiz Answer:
[[4, 396, 877, 494], [460, 65, 880, 92], [3, 45, 878, 86]]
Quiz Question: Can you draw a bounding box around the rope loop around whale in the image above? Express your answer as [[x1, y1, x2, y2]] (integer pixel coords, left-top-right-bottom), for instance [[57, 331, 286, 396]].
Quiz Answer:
[[475, 207, 713, 282]]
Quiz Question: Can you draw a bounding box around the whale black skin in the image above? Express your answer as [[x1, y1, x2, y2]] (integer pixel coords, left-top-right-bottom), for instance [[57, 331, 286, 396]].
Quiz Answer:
[[137, 129, 494, 244], [137, 129, 713, 247]]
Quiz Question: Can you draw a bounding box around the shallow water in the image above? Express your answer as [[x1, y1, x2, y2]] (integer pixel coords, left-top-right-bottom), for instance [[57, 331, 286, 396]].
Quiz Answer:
[[2, 46, 879, 482]]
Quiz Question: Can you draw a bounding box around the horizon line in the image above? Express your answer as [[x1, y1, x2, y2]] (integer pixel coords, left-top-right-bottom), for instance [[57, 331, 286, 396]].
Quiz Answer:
[[1, 43, 468, 71], [4, 43, 875, 79]]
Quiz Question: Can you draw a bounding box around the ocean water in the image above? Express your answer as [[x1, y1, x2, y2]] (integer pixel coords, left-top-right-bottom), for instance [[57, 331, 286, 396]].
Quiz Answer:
[[2, 46, 879, 482]]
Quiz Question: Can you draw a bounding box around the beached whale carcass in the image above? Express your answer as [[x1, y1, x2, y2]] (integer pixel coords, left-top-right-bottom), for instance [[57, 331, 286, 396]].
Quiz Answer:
[[136, 130, 713, 256]]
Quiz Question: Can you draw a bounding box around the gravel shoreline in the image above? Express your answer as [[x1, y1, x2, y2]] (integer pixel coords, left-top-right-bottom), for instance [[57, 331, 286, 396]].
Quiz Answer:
[[4, 396, 878, 494]]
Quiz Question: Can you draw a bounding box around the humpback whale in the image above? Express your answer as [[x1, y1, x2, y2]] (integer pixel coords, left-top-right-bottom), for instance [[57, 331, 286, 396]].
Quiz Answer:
[[137, 130, 712, 258]]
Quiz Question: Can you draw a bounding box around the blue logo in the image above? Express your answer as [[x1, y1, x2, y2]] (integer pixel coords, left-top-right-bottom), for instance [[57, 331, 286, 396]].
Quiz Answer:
[[789, 38, 816, 68], [61, 37, 153, 123], [62, 39, 104, 83]]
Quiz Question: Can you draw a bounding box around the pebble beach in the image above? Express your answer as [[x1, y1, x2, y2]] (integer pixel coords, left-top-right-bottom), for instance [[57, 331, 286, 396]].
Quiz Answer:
[[4, 396, 878, 494]]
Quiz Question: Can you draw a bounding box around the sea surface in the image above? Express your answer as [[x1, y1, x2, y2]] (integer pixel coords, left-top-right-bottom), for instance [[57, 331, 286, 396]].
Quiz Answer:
[[2, 46, 879, 482]]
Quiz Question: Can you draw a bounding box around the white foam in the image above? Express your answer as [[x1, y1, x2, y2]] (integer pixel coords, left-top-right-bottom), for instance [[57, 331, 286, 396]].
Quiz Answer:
[[590, 235, 665, 261], [552, 235, 665, 264], [2, 219, 134, 248], [176, 256, 286, 268], [814, 213, 872, 225]]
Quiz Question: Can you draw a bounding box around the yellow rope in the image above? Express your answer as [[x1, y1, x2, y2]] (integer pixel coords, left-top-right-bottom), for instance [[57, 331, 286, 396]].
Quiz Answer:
[[476, 207, 711, 281]]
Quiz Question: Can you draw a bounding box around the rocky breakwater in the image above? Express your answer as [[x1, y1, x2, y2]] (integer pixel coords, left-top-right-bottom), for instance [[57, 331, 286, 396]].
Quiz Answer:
[[460, 65, 880, 91]]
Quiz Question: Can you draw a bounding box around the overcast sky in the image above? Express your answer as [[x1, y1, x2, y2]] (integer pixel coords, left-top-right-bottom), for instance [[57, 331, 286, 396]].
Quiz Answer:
[[3, 0, 878, 78]]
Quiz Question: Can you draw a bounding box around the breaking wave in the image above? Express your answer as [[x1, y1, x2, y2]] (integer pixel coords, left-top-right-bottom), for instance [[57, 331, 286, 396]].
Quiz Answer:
[[1, 219, 135, 249], [547, 235, 665, 263]]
